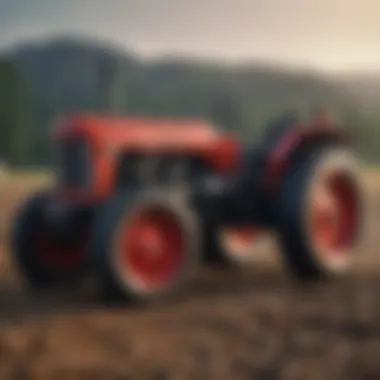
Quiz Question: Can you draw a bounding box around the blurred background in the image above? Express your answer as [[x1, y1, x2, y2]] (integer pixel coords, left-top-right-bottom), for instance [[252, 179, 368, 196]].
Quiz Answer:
[[1, 0, 380, 170], [2, 2, 380, 379]]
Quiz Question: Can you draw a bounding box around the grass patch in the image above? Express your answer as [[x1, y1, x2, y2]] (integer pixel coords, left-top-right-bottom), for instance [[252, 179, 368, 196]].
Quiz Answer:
[[2, 170, 53, 187]]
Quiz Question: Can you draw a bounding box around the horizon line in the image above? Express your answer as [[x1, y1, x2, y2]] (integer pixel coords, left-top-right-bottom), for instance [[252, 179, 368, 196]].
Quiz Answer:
[[2, 33, 380, 77]]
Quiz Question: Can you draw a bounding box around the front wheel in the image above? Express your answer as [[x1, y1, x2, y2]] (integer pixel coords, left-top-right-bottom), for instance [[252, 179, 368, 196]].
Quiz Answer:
[[11, 191, 89, 288], [276, 146, 364, 280], [90, 189, 201, 304]]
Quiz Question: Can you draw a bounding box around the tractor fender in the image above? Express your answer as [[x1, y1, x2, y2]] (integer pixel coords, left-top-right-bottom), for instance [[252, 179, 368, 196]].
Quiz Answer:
[[264, 125, 350, 193]]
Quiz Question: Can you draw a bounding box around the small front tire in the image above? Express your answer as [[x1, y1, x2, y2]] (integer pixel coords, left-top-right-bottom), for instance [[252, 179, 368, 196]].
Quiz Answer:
[[11, 191, 89, 288]]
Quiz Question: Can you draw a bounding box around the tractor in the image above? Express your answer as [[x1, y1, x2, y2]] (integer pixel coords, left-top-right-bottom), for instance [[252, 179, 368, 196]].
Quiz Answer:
[[10, 112, 364, 304]]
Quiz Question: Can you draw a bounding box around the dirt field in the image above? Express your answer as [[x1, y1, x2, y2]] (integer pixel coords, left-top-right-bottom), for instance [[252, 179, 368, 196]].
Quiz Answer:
[[1, 174, 380, 380]]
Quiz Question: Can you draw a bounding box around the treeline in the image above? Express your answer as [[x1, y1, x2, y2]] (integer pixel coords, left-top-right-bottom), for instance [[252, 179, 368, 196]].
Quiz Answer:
[[0, 58, 33, 165], [1, 38, 380, 167]]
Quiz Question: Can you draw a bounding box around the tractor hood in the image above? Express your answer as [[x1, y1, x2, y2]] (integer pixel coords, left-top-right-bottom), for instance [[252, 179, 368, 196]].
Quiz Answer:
[[53, 114, 240, 172]]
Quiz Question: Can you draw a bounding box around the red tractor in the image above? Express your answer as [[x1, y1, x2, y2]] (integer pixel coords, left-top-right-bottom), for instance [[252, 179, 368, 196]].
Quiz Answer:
[[11, 113, 364, 304]]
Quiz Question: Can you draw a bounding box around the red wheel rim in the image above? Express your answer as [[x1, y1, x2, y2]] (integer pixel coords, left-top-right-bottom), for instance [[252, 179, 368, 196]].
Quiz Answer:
[[35, 230, 88, 270], [119, 207, 184, 290], [221, 226, 261, 257], [311, 172, 358, 258]]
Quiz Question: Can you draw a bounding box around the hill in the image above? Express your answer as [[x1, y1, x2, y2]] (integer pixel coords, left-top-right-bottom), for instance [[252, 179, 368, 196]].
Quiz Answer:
[[1, 37, 379, 164]]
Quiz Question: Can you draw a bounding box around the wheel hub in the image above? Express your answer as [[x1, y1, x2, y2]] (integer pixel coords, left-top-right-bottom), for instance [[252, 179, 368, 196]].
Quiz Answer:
[[32, 200, 91, 269], [314, 186, 340, 243], [119, 208, 184, 290], [311, 172, 358, 257], [135, 225, 164, 260]]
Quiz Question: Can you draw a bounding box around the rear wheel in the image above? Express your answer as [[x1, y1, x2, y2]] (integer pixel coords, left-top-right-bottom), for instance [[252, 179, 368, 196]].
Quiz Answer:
[[276, 147, 363, 280], [11, 192, 89, 287], [90, 189, 200, 304]]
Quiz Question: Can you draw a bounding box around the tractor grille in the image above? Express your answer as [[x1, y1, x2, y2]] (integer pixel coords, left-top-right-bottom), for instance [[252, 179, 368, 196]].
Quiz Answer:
[[57, 138, 91, 189]]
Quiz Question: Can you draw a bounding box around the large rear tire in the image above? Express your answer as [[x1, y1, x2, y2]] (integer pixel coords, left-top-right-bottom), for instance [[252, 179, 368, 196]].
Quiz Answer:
[[11, 191, 89, 288], [276, 146, 364, 280], [90, 189, 200, 304]]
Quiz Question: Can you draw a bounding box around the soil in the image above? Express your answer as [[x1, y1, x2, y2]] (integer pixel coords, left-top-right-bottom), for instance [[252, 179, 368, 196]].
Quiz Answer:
[[1, 178, 380, 380]]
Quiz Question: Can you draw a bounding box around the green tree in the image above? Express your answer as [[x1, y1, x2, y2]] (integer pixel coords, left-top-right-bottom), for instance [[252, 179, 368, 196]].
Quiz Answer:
[[0, 57, 33, 165]]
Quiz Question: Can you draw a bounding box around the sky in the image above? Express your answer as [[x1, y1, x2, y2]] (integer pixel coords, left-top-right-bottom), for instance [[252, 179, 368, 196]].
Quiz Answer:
[[0, 0, 379, 72]]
